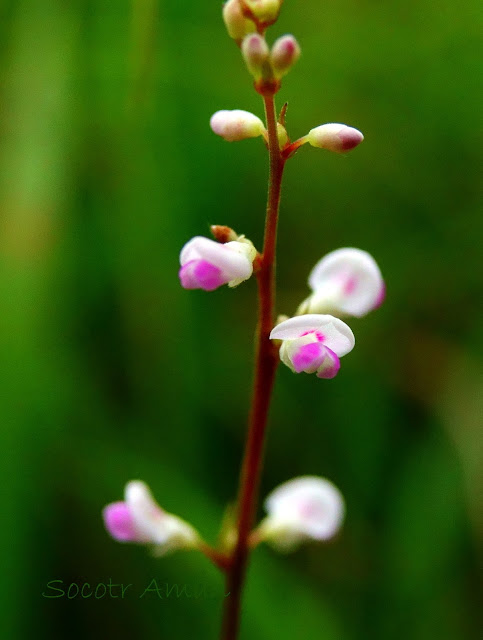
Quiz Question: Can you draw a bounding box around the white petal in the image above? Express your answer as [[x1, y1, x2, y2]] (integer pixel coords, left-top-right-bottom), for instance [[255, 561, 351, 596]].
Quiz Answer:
[[125, 480, 167, 544], [125, 481, 198, 550], [180, 236, 225, 264], [308, 248, 384, 317], [265, 476, 345, 541], [151, 514, 199, 556], [180, 236, 253, 281], [270, 314, 355, 357]]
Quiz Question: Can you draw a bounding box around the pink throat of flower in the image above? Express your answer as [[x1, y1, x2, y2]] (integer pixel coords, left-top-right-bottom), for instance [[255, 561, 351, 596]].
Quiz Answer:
[[299, 499, 326, 520], [179, 259, 225, 291], [343, 275, 358, 295], [300, 330, 325, 342]]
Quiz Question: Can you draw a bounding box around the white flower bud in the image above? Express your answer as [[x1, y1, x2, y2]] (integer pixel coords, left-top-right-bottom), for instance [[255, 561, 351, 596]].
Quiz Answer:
[[242, 0, 282, 24], [241, 33, 270, 79], [277, 122, 289, 148], [210, 109, 266, 142], [223, 0, 256, 41], [307, 123, 364, 153], [270, 34, 301, 78]]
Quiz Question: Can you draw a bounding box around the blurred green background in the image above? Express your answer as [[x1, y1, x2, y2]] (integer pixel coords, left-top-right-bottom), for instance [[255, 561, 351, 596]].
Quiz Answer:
[[1, 0, 481, 638]]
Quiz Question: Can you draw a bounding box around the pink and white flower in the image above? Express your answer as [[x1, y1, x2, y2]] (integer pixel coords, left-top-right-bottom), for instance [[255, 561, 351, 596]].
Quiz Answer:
[[179, 236, 256, 291], [103, 481, 199, 555], [298, 248, 385, 318], [256, 476, 345, 551], [270, 314, 355, 379]]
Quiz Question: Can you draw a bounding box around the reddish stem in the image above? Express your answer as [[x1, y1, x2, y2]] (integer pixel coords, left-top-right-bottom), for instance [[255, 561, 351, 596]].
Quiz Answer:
[[199, 542, 232, 572], [282, 136, 307, 160], [220, 94, 286, 639]]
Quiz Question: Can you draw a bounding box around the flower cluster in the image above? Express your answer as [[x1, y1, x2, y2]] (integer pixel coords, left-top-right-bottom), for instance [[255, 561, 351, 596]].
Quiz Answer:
[[178, 239, 384, 381], [271, 247, 384, 378], [213, 0, 364, 158]]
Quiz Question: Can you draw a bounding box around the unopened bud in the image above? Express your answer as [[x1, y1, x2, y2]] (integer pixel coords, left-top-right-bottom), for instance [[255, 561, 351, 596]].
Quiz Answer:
[[210, 225, 239, 243], [307, 123, 364, 153], [271, 35, 301, 78], [210, 109, 266, 142], [242, 34, 270, 79], [223, 0, 256, 41], [242, 0, 282, 24], [277, 123, 289, 148]]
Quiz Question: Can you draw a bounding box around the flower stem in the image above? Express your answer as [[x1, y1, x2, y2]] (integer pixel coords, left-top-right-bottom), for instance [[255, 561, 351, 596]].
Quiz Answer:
[[220, 94, 286, 639], [199, 541, 231, 572]]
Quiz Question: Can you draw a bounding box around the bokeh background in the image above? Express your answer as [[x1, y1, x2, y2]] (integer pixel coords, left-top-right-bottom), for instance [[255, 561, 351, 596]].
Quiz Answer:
[[1, 0, 481, 638]]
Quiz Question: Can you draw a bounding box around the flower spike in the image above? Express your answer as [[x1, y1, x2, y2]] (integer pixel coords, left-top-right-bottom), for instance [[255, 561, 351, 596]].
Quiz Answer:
[[298, 248, 385, 317], [179, 235, 256, 291], [103, 481, 199, 555], [254, 476, 345, 551], [270, 314, 355, 379]]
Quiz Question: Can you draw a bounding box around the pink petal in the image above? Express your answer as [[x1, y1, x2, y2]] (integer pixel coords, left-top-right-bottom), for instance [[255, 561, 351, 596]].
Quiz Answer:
[[292, 342, 325, 373], [374, 281, 386, 308], [316, 347, 341, 379], [179, 259, 225, 291], [103, 502, 138, 542], [337, 126, 364, 151]]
